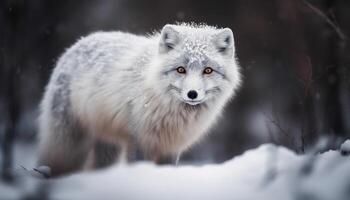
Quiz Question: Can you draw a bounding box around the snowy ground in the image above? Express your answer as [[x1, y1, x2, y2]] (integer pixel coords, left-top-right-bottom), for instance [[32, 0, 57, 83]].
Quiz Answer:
[[1, 141, 350, 200]]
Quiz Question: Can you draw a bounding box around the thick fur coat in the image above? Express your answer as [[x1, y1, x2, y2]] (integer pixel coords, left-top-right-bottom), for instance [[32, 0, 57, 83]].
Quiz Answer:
[[37, 23, 241, 176]]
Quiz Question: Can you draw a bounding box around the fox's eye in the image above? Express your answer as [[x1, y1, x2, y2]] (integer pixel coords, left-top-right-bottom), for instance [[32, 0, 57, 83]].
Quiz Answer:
[[176, 67, 186, 74], [203, 67, 213, 74]]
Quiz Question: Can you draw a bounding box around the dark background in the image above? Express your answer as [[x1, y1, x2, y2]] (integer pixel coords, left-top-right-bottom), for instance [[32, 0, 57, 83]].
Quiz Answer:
[[1, 0, 350, 180]]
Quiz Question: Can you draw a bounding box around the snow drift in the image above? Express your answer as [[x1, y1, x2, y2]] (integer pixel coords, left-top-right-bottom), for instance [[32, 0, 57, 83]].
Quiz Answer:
[[51, 141, 350, 200], [1, 141, 350, 200]]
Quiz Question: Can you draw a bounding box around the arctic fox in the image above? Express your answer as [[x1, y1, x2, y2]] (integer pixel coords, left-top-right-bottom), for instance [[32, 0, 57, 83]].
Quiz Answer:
[[37, 23, 241, 176]]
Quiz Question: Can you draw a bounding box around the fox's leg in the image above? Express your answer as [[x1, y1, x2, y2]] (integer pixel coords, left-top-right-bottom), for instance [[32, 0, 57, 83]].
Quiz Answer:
[[87, 141, 180, 166], [84, 139, 120, 169], [85, 132, 137, 169], [152, 154, 181, 165], [37, 112, 93, 177], [144, 147, 180, 165], [156, 153, 182, 166], [37, 75, 93, 177]]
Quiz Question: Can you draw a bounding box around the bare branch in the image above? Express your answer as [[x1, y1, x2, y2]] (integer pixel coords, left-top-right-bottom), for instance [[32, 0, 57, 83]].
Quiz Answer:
[[301, 0, 347, 41]]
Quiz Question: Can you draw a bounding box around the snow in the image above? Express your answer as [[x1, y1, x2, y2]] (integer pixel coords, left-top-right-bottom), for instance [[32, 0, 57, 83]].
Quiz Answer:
[[1, 141, 350, 200], [49, 141, 350, 200], [340, 140, 350, 152]]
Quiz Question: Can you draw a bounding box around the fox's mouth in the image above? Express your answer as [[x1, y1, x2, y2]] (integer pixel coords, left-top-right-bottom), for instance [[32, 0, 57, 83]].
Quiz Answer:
[[185, 100, 204, 105]]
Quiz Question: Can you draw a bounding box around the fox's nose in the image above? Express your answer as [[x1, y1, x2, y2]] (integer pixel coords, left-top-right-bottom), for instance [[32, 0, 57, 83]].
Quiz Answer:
[[187, 90, 198, 99]]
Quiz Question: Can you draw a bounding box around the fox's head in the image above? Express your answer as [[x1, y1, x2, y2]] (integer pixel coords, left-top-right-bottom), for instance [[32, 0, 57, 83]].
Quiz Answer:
[[148, 23, 241, 106]]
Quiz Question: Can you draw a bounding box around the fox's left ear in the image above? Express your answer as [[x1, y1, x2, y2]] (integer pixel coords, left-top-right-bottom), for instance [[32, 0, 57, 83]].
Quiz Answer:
[[213, 28, 235, 57], [159, 24, 180, 53]]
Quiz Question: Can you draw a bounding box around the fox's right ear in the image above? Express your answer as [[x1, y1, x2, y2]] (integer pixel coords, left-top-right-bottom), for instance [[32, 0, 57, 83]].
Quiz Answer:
[[159, 25, 180, 53], [213, 28, 235, 57]]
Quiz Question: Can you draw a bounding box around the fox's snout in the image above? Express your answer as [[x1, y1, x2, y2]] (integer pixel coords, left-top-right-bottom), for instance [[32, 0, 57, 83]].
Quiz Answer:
[[187, 90, 198, 99], [181, 88, 205, 105]]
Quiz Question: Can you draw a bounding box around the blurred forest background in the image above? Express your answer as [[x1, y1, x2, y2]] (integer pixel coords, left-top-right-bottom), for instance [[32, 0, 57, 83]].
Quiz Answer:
[[1, 0, 350, 181]]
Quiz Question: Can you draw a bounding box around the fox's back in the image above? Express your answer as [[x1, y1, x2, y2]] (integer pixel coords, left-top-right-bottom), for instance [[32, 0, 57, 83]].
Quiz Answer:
[[43, 32, 156, 136], [56, 32, 153, 77]]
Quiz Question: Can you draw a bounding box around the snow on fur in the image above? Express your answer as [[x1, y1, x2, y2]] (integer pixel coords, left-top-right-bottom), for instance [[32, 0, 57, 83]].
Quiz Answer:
[[37, 23, 241, 176]]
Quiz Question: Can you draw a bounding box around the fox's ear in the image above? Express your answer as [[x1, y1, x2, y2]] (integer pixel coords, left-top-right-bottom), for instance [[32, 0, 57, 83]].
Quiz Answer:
[[213, 28, 234, 56], [159, 24, 180, 53]]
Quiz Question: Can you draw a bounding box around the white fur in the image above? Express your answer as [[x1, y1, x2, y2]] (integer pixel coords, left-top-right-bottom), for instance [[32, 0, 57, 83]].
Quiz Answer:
[[38, 23, 241, 175]]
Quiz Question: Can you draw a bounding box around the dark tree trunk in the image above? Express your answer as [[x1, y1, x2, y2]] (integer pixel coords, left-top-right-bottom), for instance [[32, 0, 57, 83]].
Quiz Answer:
[[1, 0, 22, 182]]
